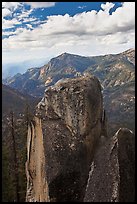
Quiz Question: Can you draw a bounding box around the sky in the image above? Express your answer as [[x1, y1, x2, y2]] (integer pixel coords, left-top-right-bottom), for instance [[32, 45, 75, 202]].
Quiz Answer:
[[2, 2, 135, 75]]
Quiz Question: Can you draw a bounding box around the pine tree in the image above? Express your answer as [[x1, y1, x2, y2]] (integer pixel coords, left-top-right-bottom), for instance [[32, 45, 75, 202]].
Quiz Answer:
[[10, 111, 20, 202]]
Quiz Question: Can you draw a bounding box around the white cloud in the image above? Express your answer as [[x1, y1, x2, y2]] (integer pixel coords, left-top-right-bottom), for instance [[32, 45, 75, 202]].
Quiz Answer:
[[16, 9, 33, 20], [2, 8, 12, 17], [78, 6, 87, 10], [2, 2, 135, 69], [2, 2, 48, 31], [101, 2, 115, 13], [26, 24, 33, 29], [2, 18, 21, 29], [2, 2, 22, 11], [24, 2, 56, 9]]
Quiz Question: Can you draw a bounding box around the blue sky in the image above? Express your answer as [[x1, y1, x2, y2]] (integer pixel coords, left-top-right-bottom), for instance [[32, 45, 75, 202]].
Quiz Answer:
[[2, 2, 135, 75], [2, 2, 122, 38]]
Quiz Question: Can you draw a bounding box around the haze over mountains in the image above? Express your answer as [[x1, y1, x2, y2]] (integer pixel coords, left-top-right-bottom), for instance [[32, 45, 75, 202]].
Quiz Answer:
[[3, 49, 134, 95], [2, 58, 49, 79], [2, 49, 135, 135]]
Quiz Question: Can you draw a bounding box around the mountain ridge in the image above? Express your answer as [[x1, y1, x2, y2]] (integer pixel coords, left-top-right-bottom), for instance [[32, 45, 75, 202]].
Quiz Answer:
[[3, 48, 135, 97], [2, 49, 135, 135]]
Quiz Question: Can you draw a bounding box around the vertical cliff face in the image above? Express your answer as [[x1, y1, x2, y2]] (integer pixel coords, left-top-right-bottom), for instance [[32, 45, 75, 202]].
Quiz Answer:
[[26, 117, 50, 202], [26, 74, 104, 202], [26, 74, 134, 202]]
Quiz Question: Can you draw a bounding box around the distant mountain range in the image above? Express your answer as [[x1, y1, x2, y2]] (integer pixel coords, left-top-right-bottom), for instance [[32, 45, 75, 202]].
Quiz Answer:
[[3, 49, 135, 134], [3, 49, 134, 97]]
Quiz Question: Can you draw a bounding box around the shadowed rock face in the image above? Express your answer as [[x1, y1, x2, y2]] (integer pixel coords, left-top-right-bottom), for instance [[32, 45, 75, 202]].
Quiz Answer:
[[26, 74, 134, 202], [40, 75, 104, 202], [84, 128, 135, 202], [117, 128, 135, 202], [26, 74, 104, 202]]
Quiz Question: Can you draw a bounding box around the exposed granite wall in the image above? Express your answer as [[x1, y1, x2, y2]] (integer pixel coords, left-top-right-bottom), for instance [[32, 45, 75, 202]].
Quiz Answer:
[[26, 75, 134, 202]]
